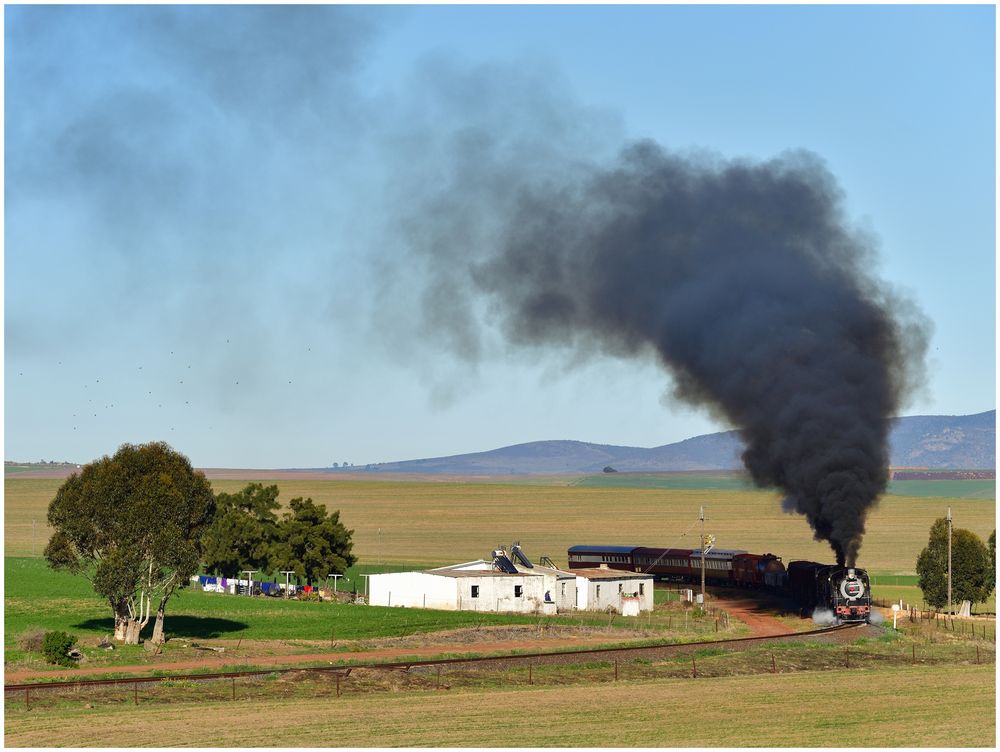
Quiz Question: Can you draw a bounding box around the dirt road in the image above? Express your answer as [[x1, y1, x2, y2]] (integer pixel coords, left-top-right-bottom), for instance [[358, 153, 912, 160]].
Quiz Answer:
[[710, 592, 797, 637]]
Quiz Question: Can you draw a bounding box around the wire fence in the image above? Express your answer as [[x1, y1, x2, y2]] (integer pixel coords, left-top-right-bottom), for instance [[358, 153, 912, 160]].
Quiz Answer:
[[6, 636, 993, 712], [871, 601, 997, 639]]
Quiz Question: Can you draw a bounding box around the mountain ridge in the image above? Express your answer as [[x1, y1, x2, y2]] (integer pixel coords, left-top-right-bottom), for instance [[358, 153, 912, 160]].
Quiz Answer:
[[355, 410, 995, 475]]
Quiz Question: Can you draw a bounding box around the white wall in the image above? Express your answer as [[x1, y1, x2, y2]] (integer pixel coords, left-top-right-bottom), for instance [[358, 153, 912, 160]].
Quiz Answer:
[[576, 576, 655, 614], [456, 574, 548, 613], [370, 571, 557, 614], [369, 572, 457, 610]]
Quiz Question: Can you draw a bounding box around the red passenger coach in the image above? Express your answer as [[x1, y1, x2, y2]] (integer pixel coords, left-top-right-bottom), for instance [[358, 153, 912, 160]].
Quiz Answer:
[[631, 547, 697, 580], [732, 553, 786, 589]]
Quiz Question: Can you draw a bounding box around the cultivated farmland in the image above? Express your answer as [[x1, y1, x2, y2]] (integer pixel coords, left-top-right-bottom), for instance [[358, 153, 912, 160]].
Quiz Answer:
[[3, 474, 996, 747], [4, 664, 994, 747], [6, 476, 994, 571]]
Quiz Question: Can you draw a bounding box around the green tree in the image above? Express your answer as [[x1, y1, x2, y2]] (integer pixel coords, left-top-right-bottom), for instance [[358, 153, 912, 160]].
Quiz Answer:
[[987, 530, 996, 596], [45, 442, 215, 644], [271, 497, 356, 584], [202, 484, 280, 577], [915, 518, 992, 611]]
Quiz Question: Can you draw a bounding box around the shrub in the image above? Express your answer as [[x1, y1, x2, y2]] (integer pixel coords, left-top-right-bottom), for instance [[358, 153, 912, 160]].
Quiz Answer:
[[18, 627, 47, 652], [42, 630, 78, 667]]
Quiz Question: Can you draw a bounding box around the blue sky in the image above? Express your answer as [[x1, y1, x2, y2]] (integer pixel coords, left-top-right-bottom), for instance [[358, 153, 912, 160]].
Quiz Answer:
[[4, 4, 995, 468]]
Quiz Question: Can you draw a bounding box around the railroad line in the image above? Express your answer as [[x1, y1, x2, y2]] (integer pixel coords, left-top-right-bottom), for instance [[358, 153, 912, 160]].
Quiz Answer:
[[3, 622, 863, 693]]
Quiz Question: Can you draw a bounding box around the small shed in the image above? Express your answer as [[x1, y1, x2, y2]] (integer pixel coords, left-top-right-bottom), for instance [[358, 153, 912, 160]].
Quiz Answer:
[[574, 566, 654, 614]]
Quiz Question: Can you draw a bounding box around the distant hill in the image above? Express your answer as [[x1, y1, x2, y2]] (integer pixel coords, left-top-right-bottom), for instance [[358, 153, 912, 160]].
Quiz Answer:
[[359, 410, 995, 475]]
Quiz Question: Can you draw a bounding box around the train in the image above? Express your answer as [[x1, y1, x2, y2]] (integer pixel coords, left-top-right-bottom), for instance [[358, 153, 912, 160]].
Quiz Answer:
[[567, 544, 871, 623]]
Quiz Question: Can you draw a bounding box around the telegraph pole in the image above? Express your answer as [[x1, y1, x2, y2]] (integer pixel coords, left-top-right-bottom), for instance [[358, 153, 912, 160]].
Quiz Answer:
[[700, 506, 706, 604], [946, 506, 952, 616]]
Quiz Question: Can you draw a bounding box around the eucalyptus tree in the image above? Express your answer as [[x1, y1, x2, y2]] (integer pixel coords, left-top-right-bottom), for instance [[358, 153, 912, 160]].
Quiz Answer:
[[270, 496, 357, 584], [916, 518, 992, 611], [201, 483, 281, 577], [45, 442, 215, 644]]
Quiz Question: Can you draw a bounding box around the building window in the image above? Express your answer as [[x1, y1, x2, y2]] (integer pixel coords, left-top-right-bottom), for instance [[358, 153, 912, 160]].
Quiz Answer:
[[471, 585, 479, 598], [596, 585, 601, 598], [561, 582, 566, 596], [639, 583, 645, 596], [618, 583, 623, 593], [514, 585, 523, 598]]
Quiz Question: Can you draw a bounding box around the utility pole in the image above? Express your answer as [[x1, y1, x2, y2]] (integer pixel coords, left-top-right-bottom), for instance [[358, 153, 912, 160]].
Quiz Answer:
[[700, 506, 706, 604], [946, 506, 952, 616]]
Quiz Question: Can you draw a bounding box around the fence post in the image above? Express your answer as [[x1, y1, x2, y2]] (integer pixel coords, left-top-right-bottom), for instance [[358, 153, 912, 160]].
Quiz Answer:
[[529, 664, 533, 685], [25, 687, 30, 711], [134, 683, 138, 706], [692, 658, 697, 679], [771, 653, 776, 674], [844, 649, 850, 669], [232, 676, 236, 701], [336, 674, 341, 697], [912, 644, 916, 664], [614, 660, 618, 681], [437, 666, 441, 689]]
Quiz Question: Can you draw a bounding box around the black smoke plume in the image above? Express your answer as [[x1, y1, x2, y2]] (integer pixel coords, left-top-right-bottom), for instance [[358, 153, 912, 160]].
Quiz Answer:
[[395, 140, 928, 566]]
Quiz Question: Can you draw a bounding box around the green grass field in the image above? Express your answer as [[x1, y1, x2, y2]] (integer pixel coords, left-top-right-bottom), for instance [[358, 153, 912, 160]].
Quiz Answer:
[[6, 476, 994, 571], [2, 558, 566, 646], [573, 472, 995, 498]]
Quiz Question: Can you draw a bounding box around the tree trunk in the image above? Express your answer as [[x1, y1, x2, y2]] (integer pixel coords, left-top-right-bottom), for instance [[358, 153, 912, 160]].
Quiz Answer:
[[114, 614, 129, 641], [124, 619, 142, 645], [113, 601, 143, 644], [150, 599, 167, 645]]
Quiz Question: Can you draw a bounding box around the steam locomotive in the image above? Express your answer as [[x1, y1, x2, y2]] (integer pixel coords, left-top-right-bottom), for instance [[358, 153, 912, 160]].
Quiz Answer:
[[785, 561, 871, 622], [567, 544, 871, 623]]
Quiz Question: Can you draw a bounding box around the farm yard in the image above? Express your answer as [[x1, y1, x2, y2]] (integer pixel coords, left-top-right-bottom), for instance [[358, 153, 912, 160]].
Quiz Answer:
[[4, 473, 996, 746]]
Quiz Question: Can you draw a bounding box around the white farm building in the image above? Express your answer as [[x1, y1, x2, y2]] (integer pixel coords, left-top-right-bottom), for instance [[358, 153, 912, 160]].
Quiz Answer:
[[573, 568, 654, 614], [368, 559, 573, 614], [367, 548, 654, 616]]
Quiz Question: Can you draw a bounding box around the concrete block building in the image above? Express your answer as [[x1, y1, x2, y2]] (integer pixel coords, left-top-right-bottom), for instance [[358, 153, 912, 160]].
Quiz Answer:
[[573, 567, 655, 613], [368, 557, 577, 614]]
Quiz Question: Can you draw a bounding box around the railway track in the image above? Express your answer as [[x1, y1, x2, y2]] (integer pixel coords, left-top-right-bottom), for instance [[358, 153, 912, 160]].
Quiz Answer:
[[3, 622, 864, 693]]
